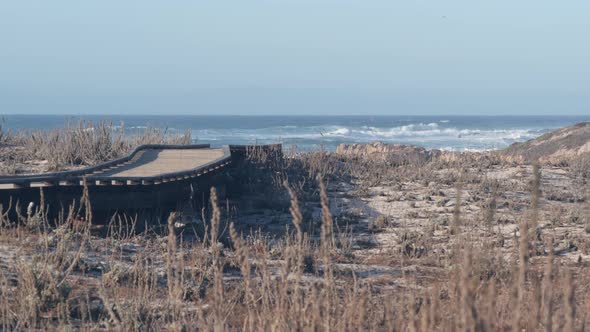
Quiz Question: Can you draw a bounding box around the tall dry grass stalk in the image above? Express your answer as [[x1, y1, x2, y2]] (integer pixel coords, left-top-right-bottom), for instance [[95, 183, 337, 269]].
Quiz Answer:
[[513, 162, 541, 331], [564, 269, 576, 332], [452, 182, 462, 236], [513, 214, 529, 331], [167, 212, 178, 299], [319, 178, 335, 253], [318, 177, 338, 331], [459, 247, 488, 331], [228, 222, 255, 331], [209, 187, 225, 331], [542, 238, 555, 332], [284, 180, 303, 272]]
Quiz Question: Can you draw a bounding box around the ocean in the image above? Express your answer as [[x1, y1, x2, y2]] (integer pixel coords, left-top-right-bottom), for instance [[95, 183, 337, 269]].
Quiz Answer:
[[2, 115, 588, 152]]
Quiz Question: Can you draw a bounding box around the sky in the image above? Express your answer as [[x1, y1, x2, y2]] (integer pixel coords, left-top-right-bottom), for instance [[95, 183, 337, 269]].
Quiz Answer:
[[1, 1, 589, 115]]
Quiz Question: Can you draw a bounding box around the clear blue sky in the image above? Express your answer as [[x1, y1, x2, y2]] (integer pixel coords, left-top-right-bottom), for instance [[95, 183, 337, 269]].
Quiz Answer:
[[1, 1, 589, 115]]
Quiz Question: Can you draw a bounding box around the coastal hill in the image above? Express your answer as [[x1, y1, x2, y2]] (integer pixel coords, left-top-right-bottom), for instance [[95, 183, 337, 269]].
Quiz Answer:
[[502, 122, 590, 164]]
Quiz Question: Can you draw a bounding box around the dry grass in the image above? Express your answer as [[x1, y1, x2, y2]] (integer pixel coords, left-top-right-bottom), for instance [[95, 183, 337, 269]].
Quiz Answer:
[[0, 120, 191, 174], [0, 124, 589, 330], [570, 152, 590, 181]]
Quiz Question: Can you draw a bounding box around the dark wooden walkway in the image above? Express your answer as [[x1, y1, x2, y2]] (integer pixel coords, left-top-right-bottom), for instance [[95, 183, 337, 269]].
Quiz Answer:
[[0, 143, 283, 221], [0, 144, 232, 189]]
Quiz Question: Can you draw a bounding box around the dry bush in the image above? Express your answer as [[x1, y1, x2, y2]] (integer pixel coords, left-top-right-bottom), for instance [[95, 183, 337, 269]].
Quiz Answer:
[[569, 152, 590, 180], [23, 121, 127, 168], [0, 120, 192, 173], [0, 121, 10, 146]]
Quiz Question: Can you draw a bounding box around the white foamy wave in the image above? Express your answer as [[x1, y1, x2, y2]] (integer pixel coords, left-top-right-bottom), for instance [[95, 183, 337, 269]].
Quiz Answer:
[[190, 122, 548, 151], [324, 127, 351, 136], [330, 125, 539, 142]]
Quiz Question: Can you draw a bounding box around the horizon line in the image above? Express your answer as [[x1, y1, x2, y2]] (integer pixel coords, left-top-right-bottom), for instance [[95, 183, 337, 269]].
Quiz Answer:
[[3, 114, 589, 118]]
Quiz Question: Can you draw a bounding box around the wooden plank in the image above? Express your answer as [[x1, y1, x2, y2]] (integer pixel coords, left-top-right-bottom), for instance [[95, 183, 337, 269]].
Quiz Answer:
[[30, 181, 55, 188], [0, 183, 26, 189]]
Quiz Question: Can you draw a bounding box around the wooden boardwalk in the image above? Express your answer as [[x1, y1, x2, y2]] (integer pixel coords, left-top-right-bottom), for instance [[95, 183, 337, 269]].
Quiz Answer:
[[0, 144, 232, 189], [92, 149, 226, 178], [0, 143, 282, 218]]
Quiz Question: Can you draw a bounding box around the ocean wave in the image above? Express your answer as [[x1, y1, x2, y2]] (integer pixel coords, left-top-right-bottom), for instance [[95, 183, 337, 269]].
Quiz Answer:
[[313, 125, 539, 141], [324, 127, 351, 136], [188, 123, 547, 151]]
